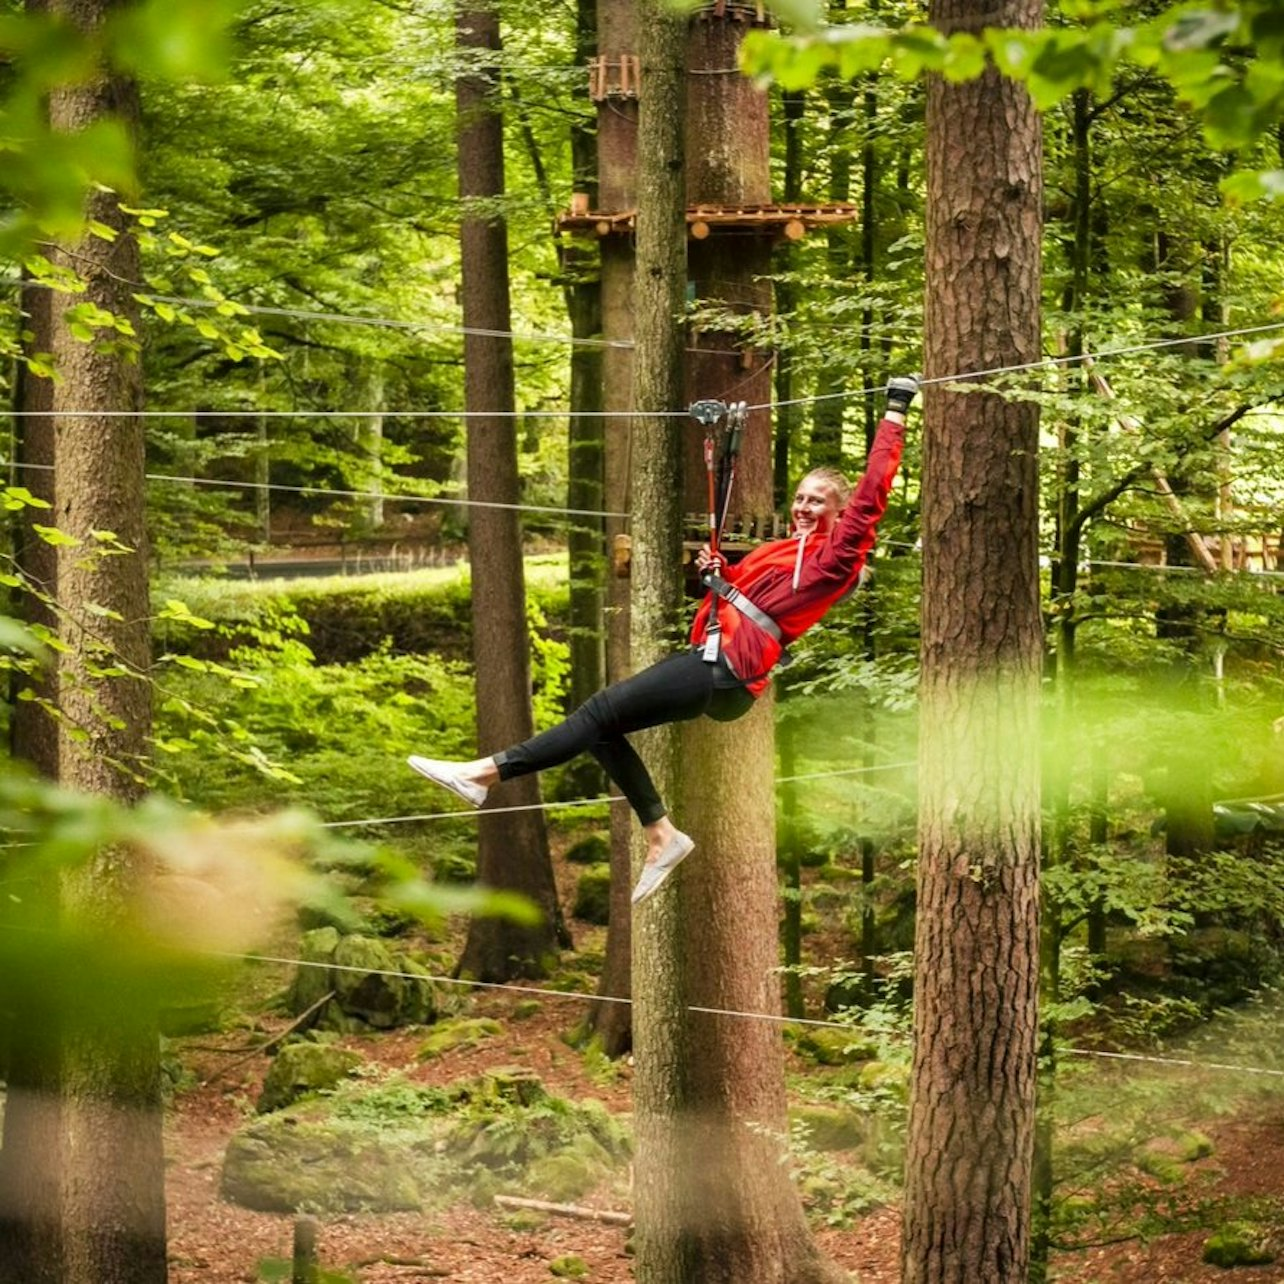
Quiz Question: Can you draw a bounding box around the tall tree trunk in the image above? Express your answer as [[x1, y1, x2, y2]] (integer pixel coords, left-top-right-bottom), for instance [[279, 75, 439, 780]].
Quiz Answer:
[[773, 83, 805, 509], [1149, 228, 1215, 860], [1035, 86, 1093, 1283], [0, 258, 63, 1283], [563, 0, 606, 791], [902, 2, 1044, 1281], [628, 2, 696, 1276], [634, 7, 844, 1280], [352, 363, 384, 535], [589, 0, 640, 1056], [454, 2, 565, 980], [1, 2, 168, 1276], [809, 71, 854, 470]]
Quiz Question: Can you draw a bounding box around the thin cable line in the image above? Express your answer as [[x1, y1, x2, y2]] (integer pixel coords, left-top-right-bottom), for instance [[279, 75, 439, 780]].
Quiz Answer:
[[776, 759, 916, 785], [1074, 557, 1284, 580], [1, 459, 630, 521], [2, 318, 1280, 421], [212, 951, 868, 1031], [760, 320, 1284, 413], [1, 276, 630, 353], [1062, 1046, 1284, 1080], [325, 760, 917, 830], [212, 950, 1284, 1073], [0, 918, 1275, 1073], [150, 295, 637, 351], [4, 406, 680, 421], [322, 795, 625, 828], [7, 456, 1278, 577], [17, 278, 799, 360]]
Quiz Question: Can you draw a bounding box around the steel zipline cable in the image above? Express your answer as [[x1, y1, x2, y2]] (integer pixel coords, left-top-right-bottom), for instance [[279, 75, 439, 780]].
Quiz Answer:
[[320, 759, 919, 830], [200, 948, 1284, 1081], [1, 316, 1281, 421]]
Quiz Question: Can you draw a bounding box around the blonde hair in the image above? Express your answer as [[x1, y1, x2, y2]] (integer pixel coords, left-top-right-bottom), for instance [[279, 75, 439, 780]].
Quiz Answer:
[[800, 467, 851, 509]]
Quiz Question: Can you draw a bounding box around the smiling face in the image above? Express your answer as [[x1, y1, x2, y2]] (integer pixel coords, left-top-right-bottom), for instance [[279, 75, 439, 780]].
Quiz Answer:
[[791, 472, 844, 536]]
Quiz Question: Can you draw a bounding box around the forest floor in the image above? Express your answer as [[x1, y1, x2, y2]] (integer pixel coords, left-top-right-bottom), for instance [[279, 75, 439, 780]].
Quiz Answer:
[[166, 986, 1284, 1284]]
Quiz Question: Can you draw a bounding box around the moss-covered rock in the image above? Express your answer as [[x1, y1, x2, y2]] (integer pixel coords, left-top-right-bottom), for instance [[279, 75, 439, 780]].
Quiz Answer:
[[221, 1069, 629, 1215], [333, 935, 426, 1029], [857, 1060, 910, 1100], [807, 883, 847, 911], [525, 1150, 605, 1202], [1202, 1222, 1275, 1267], [1177, 1130, 1214, 1162], [256, 1042, 363, 1114], [816, 864, 861, 884], [791, 1104, 864, 1151], [221, 1116, 424, 1212], [159, 998, 224, 1037], [1134, 1147, 1184, 1184], [564, 834, 609, 865], [572, 864, 612, 925], [289, 926, 342, 1017], [788, 1027, 878, 1067], [549, 1256, 589, 1278], [418, 1016, 504, 1060]]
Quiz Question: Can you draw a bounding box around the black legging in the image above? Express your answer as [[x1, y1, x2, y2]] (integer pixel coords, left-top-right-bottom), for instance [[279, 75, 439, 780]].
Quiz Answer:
[[494, 649, 753, 825]]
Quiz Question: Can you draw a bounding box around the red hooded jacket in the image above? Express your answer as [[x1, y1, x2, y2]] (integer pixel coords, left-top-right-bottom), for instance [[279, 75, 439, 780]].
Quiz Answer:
[[689, 416, 905, 696]]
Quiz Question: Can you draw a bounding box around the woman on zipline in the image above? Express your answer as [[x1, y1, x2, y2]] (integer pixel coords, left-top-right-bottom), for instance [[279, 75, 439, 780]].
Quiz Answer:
[[410, 375, 917, 904]]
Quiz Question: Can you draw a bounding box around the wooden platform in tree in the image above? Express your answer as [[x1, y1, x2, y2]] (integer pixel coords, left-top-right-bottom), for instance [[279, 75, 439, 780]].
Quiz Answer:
[[555, 202, 860, 241]]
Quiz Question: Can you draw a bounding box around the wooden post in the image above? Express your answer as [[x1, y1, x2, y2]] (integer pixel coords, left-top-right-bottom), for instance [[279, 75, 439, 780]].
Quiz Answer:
[[292, 1216, 318, 1284]]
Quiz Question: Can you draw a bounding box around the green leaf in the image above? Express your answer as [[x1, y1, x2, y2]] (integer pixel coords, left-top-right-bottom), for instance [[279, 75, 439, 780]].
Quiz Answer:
[[835, 28, 893, 79], [157, 599, 216, 629], [891, 26, 949, 80], [83, 602, 125, 621], [31, 524, 81, 548], [1221, 168, 1284, 203], [765, 0, 824, 34], [3, 486, 51, 510], [105, 0, 242, 81], [0, 617, 46, 657], [942, 32, 987, 83]]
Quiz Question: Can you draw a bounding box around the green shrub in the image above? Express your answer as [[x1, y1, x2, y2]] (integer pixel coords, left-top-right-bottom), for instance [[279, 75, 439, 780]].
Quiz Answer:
[[564, 834, 609, 865], [572, 864, 612, 925], [154, 564, 570, 666]]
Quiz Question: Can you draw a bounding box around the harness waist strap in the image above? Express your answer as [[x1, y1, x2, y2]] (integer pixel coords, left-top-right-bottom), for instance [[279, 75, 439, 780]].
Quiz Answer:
[[704, 574, 783, 643]]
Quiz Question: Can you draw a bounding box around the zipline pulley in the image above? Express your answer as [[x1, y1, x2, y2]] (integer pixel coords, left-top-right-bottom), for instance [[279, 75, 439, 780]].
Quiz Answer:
[[688, 397, 748, 569]]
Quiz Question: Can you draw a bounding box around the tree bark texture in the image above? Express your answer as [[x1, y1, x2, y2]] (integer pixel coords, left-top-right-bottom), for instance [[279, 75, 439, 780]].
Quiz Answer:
[[0, 3, 168, 1279], [628, 3, 695, 1279], [903, 3, 1044, 1282], [681, 8, 773, 518], [590, 0, 641, 1056], [454, 3, 564, 980], [668, 699, 845, 1284], [565, 0, 606, 729], [634, 7, 843, 1282], [0, 264, 65, 1284]]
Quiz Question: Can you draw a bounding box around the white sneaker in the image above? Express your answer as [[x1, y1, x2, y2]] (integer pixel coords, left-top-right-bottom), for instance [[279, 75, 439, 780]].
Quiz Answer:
[[630, 832, 695, 905], [407, 756, 489, 808]]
